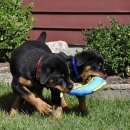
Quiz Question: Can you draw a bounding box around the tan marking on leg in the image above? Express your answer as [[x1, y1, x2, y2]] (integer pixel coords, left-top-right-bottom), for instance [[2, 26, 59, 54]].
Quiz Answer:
[[22, 86, 52, 114], [52, 105, 62, 119], [61, 97, 68, 108], [52, 96, 68, 118], [10, 96, 23, 117], [18, 77, 32, 86]]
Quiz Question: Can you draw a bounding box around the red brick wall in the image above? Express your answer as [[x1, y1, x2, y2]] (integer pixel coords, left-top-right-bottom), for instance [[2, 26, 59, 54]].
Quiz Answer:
[[23, 0, 130, 45]]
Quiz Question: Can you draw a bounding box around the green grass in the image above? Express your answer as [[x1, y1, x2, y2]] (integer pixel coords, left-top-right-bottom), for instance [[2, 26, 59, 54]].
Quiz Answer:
[[0, 82, 130, 130]]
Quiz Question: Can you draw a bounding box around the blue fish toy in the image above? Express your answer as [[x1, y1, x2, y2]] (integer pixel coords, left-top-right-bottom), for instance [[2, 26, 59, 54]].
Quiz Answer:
[[67, 76, 107, 96]]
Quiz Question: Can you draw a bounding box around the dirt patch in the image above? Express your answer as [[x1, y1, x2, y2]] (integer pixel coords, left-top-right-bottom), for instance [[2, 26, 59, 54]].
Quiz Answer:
[[0, 63, 130, 84]]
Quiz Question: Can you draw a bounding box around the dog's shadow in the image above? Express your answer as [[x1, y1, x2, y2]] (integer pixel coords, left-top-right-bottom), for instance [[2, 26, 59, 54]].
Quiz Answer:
[[0, 82, 16, 114], [0, 92, 15, 113], [63, 105, 89, 117], [0, 92, 36, 115], [0, 92, 88, 117]]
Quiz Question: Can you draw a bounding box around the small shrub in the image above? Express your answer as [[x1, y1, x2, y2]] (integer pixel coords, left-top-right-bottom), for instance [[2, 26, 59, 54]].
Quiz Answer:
[[83, 18, 130, 78], [0, 0, 33, 61]]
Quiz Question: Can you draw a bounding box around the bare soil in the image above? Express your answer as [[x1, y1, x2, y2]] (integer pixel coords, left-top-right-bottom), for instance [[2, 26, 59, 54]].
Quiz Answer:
[[0, 63, 130, 84]]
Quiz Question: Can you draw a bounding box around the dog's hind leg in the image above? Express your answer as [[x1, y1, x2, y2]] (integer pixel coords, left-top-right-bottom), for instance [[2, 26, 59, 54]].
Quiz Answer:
[[10, 78, 25, 117], [10, 96, 24, 117]]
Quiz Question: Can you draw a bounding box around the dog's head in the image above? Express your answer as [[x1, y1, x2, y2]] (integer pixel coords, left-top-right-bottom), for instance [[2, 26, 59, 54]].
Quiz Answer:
[[38, 54, 73, 92], [75, 50, 106, 82]]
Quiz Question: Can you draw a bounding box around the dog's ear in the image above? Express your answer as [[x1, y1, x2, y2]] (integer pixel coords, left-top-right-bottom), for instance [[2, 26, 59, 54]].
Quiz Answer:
[[76, 51, 91, 66], [38, 64, 51, 84], [58, 52, 68, 61], [37, 31, 46, 43]]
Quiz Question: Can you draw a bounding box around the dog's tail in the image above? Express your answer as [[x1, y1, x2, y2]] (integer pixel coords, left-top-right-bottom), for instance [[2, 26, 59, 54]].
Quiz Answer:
[[37, 31, 46, 43]]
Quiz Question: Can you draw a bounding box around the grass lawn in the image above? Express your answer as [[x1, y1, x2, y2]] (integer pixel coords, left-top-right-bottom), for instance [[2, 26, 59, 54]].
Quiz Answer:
[[0, 82, 130, 130]]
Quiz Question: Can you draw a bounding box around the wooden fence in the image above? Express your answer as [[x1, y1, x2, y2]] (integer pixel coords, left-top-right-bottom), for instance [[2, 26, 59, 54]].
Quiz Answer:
[[23, 0, 130, 45]]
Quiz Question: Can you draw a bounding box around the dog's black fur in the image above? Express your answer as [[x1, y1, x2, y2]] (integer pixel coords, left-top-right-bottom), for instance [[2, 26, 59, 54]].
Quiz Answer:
[[10, 32, 73, 118], [34, 32, 106, 114], [59, 50, 106, 82], [42, 32, 106, 114], [23, 31, 106, 114], [58, 49, 106, 113]]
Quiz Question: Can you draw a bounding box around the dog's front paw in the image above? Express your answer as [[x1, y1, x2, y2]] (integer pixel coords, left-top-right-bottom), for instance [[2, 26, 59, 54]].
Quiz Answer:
[[10, 108, 17, 117], [37, 102, 52, 114], [52, 106, 62, 119]]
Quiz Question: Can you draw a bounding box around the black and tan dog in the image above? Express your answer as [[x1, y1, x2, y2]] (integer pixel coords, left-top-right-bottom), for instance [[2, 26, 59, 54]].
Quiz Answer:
[[10, 32, 73, 118], [59, 50, 107, 114], [36, 32, 106, 114]]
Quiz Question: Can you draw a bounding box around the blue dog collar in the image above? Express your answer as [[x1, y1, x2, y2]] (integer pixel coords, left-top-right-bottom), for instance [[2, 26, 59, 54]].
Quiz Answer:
[[72, 57, 80, 80]]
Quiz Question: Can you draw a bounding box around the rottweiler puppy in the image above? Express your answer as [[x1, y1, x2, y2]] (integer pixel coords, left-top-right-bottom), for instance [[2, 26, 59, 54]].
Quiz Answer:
[[32, 32, 106, 114], [10, 32, 73, 118], [59, 50, 107, 114]]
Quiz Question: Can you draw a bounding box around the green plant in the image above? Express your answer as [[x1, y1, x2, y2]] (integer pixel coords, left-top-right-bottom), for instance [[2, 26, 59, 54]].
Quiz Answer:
[[83, 18, 130, 78], [0, 0, 33, 61]]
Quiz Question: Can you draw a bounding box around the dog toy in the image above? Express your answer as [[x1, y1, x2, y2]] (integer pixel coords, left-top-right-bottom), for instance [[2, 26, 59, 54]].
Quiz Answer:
[[67, 76, 107, 96]]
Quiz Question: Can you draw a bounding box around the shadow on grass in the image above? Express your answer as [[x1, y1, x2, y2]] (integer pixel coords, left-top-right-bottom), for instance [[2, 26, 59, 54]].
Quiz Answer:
[[0, 92, 36, 115], [0, 92, 15, 113], [0, 92, 87, 117], [63, 105, 89, 117]]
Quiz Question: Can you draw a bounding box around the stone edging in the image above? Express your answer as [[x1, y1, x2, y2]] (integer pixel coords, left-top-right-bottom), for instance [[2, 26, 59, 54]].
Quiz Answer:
[[0, 73, 130, 90], [0, 73, 12, 84], [102, 84, 130, 90]]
